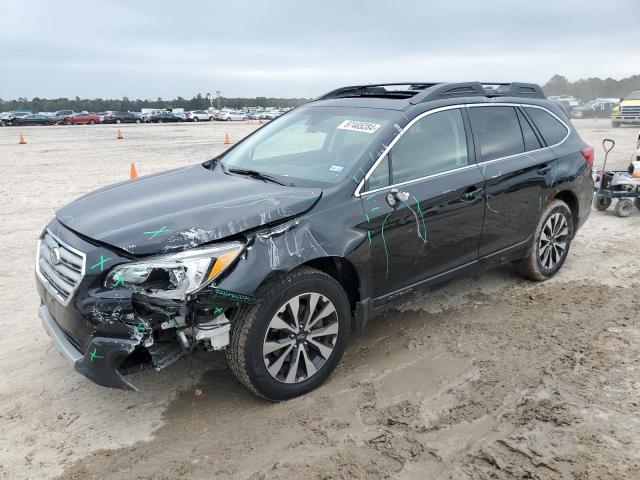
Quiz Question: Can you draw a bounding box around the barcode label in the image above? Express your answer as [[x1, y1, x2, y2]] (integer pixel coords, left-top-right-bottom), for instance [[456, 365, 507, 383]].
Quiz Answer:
[[337, 120, 381, 134]]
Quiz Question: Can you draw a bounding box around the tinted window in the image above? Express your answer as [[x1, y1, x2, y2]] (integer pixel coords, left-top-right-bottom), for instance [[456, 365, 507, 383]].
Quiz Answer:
[[366, 154, 390, 190], [524, 107, 568, 146], [468, 106, 523, 161], [516, 109, 542, 151], [391, 109, 468, 184]]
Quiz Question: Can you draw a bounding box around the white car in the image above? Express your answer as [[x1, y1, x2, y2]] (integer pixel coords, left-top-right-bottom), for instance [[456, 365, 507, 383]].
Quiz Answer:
[[187, 110, 213, 122], [216, 111, 248, 121]]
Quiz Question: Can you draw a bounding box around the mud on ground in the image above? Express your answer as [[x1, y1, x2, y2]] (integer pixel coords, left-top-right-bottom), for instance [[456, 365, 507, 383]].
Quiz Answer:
[[0, 120, 639, 479]]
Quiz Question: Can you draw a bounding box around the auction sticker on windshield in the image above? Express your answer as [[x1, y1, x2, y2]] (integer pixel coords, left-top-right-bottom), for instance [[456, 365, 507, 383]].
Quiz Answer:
[[337, 120, 382, 134]]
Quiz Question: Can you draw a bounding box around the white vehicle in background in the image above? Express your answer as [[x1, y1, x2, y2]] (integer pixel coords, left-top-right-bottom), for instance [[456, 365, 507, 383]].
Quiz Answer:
[[186, 110, 213, 122], [215, 110, 248, 121], [260, 110, 282, 120]]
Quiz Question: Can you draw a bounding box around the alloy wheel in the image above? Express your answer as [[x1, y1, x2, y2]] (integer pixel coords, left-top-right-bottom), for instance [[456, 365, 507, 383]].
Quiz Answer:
[[538, 212, 569, 269], [262, 293, 338, 384]]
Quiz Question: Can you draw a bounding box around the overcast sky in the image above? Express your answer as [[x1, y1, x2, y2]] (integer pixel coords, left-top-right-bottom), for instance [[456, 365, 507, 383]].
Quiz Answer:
[[1, 0, 639, 99]]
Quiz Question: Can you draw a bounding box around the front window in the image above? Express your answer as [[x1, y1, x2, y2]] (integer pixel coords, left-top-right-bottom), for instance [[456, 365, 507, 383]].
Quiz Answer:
[[627, 92, 640, 100], [220, 106, 397, 186]]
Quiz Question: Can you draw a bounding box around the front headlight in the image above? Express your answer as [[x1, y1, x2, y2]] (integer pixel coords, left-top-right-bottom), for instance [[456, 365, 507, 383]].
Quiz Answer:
[[104, 242, 243, 295], [611, 106, 620, 115]]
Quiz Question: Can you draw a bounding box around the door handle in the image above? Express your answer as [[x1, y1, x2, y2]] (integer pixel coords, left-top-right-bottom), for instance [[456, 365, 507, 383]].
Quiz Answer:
[[537, 165, 552, 175], [461, 187, 482, 200]]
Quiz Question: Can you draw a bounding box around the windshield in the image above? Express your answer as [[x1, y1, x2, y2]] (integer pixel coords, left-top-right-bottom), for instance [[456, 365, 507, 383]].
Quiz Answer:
[[627, 92, 640, 100], [220, 106, 397, 186]]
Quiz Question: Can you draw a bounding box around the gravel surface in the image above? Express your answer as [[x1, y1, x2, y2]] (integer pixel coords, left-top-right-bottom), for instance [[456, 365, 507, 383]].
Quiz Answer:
[[0, 119, 638, 480]]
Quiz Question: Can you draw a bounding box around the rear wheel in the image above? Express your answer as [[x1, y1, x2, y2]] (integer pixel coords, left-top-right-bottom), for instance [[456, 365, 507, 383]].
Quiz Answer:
[[135, 118, 141, 124], [227, 267, 351, 401], [612, 121, 621, 128], [593, 196, 612, 211], [634, 198, 640, 210], [615, 198, 634, 217], [115, 119, 122, 124], [89, 120, 96, 125], [193, 116, 199, 122], [514, 199, 573, 281]]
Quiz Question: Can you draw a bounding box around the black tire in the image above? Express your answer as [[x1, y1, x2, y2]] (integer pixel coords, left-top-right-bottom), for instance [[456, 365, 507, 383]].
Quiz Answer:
[[615, 198, 633, 217], [593, 196, 612, 211], [135, 118, 141, 124], [227, 267, 351, 401], [612, 121, 621, 128], [115, 119, 122, 124], [514, 199, 574, 281], [89, 120, 95, 125], [634, 197, 640, 210], [193, 116, 199, 122]]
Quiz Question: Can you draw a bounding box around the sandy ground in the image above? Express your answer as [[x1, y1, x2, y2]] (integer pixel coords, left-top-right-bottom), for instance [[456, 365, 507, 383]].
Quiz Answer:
[[0, 119, 639, 480]]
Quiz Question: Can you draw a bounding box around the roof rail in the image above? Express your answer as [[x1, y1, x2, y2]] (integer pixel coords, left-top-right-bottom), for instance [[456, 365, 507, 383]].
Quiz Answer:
[[316, 83, 439, 101], [317, 82, 546, 103]]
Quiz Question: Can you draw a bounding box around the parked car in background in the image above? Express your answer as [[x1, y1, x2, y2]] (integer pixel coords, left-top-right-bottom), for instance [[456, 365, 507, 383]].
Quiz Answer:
[[13, 113, 55, 126], [64, 112, 101, 125], [0, 111, 30, 126], [216, 110, 248, 121], [186, 110, 213, 121], [51, 110, 75, 123], [571, 100, 617, 119], [260, 110, 282, 120], [247, 111, 263, 120], [36, 81, 593, 400], [172, 112, 187, 122], [103, 112, 142, 124], [611, 91, 640, 128], [148, 111, 184, 123]]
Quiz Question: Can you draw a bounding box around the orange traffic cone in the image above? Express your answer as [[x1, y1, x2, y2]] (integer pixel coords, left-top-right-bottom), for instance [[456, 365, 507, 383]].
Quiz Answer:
[[116, 129, 124, 140], [224, 132, 231, 144], [130, 163, 138, 179], [19, 133, 26, 144]]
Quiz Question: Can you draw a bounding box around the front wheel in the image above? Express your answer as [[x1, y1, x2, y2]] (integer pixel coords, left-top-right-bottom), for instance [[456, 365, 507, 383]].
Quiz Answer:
[[135, 118, 141, 124], [514, 199, 574, 281], [193, 116, 199, 122], [227, 267, 351, 401], [615, 198, 634, 217]]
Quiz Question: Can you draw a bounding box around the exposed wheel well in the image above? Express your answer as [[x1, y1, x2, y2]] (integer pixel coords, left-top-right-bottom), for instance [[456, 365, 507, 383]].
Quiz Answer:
[[302, 257, 360, 311], [552, 190, 579, 234]]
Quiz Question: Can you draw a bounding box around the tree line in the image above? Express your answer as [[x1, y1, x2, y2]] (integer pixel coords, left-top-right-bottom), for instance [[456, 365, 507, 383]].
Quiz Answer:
[[3, 75, 640, 112], [543, 74, 640, 101], [0, 93, 310, 113]]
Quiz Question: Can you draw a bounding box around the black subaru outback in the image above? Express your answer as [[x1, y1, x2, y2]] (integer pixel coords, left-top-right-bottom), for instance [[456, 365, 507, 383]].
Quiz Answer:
[[37, 82, 594, 400]]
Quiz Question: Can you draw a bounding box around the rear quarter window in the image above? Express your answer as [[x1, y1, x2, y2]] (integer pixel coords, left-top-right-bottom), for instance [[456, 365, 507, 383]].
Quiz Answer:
[[524, 107, 569, 146]]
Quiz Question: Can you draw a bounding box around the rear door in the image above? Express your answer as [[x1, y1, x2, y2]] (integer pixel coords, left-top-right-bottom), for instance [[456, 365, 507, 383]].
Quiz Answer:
[[468, 104, 561, 257], [361, 106, 486, 298]]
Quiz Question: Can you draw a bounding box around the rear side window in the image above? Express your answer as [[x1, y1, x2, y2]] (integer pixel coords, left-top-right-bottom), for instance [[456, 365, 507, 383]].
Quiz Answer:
[[516, 109, 542, 151], [468, 106, 523, 161], [391, 108, 468, 184], [524, 107, 568, 146]]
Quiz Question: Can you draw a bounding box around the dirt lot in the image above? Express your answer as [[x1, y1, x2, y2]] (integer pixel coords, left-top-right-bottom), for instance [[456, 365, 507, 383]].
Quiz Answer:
[[1, 119, 639, 480]]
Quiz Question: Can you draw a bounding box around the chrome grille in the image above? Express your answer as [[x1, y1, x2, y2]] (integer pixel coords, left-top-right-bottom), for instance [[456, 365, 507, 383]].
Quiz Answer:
[[36, 230, 86, 306], [621, 105, 640, 116]]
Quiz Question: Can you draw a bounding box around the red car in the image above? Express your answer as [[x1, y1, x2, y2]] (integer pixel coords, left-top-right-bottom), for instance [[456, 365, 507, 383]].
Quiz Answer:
[[64, 113, 100, 125]]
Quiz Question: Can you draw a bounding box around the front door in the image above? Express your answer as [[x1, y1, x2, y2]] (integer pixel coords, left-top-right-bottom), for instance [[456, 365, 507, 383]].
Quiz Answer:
[[360, 107, 486, 299]]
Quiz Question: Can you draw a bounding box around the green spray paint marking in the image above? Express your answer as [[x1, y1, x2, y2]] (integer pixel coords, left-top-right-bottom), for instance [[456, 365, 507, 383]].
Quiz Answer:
[[352, 176, 359, 183], [213, 306, 225, 316], [112, 271, 125, 287], [482, 164, 487, 177], [371, 206, 381, 212], [412, 195, 428, 241], [366, 194, 377, 201], [367, 230, 373, 245], [135, 323, 145, 333], [364, 213, 370, 222], [381, 213, 392, 278], [143, 226, 170, 239], [90, 255, 112, 271], [212, 288, 256, 303], [89, 347, 103, 362], [220, 193, 316, 209]]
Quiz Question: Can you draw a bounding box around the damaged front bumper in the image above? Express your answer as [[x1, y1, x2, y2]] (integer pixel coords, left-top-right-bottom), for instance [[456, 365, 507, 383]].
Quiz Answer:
[[40, 303, 139, 390]]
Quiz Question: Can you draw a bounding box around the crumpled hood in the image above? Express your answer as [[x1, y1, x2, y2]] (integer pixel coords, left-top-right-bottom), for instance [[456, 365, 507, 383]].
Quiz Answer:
[[56, 164, 321, 255]]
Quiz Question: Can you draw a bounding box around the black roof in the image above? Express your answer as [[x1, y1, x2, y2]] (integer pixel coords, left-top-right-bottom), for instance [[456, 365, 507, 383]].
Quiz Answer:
[[316, 82, 546, 104]]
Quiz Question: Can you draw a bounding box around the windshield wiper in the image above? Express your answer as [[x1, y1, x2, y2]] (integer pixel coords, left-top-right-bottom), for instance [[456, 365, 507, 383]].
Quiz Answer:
[[228, 168, 286, 186]]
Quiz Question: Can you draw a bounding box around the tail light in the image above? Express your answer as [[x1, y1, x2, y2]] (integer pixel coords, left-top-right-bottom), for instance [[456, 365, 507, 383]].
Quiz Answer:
[[581, 146, 594, 166]]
